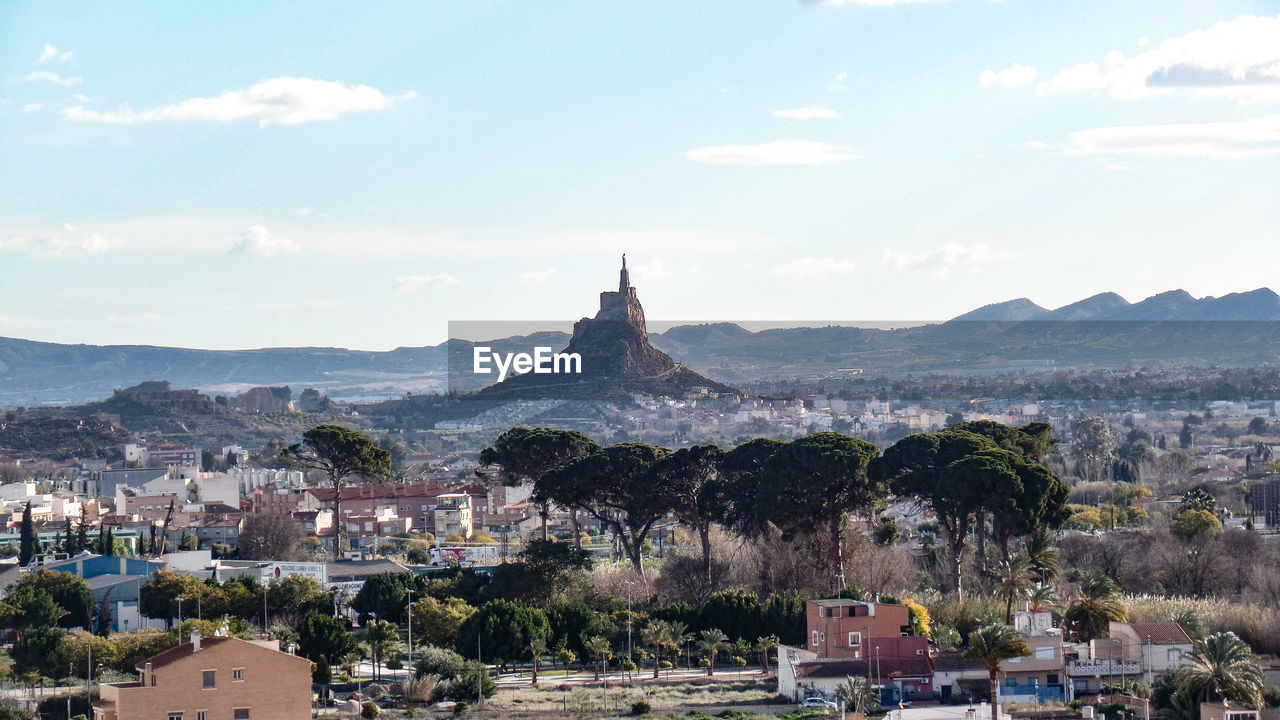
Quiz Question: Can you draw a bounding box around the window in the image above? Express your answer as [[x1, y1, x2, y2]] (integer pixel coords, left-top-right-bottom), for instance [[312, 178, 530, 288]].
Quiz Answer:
[[197, 713, 207, 720], [1167, 649, 1181, 662], [812, 631, 819, 646], [202, 670, 216, 689], [848, 631, 862, 647], [234, 710, 251, 720], [1047, 674, 1059, 685], [168, 714, 184, 720], [232, 668, 243, 681], [1035, 647, 1054, 660]]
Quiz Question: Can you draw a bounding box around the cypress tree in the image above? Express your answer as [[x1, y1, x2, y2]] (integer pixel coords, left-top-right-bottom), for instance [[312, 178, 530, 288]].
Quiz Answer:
[[19, 501, 36, 566], [76, 507, 90, 555], [63, 517, 75, 553]]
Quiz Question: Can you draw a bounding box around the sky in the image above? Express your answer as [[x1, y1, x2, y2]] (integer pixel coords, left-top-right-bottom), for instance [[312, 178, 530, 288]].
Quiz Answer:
[[2, 1, 1279, 350]]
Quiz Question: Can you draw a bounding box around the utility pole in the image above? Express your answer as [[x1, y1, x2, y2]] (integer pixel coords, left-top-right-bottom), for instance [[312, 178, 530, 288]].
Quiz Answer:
[[477, 633, 484, 711], [176, 597, 184, 643], [86, 634, 92, 710]]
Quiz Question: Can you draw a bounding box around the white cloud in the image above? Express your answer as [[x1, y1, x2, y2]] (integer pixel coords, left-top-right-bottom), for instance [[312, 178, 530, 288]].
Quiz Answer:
[[0, 226, 110, 259], [629, 258, 670, 281], [36, 43, 73, 64], [1064, 114, 1280, 158], [1024, 140, 1050, 149], [22, 103, 44, 113], [395, 273, 462, 292], [62, 77, 406, 126], [1037, 14, 1280, 103], [227, 225, 298, 256], [828, 71, 850, 91], [518, 267, 556, 284], [979, 63, 1037, 88], [773, 256, 858, 280], [23, 71, 82, 86], [686, 139, 860, 165], [773, 105, 841, 120], [882, 242, 1012, 277]]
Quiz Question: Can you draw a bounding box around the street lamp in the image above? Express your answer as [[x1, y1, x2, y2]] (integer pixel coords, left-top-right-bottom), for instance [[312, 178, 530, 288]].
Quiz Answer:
[[406, 588, 415, 671], [623, 581, 634, 662]]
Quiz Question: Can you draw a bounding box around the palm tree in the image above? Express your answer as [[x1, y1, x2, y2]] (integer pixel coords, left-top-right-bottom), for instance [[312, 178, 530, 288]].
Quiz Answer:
[[965, 623, 1032, 720], [583, 635, 613, 681], [996, 554, 1037, 623], [1024, 529, 1059, 584], [755, 635, 780, 676], [1025, 583, 1061, 614], [835, 675, 878, 714], [1182, 632, 1264, 708], [1064, 575, 1127, 641], [363, 620, 399, 681], [641, 620, 671, 679], [699, 629, 730, 677], [530, 637, 547, 685], [667, 621, 692, 670]]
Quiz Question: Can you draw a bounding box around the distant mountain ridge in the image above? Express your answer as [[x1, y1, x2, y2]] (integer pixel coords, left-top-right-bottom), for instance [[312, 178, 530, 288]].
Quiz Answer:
[[951, 287, 1280, 322], [2, 287, 1278, 406]]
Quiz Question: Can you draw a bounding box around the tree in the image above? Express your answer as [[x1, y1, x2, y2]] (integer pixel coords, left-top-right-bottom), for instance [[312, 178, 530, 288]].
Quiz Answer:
[[479, 427, 600, 541], [364, 619, 400, 681], [649, 444, 725, 581], [755, 634, 779, 675], [352, 573, 424, 625], [698, 629, 730, 676], [485, 539, 592, 606], [266, 575, 329, 619], [965, 623, 1032, 720], [19, 501, 36, 567], [238, 513, 305, 561], [281, 425, 392, 559], [75, 506, 90, 556], [1171, 509, 1223, 542], [1064, 575, 1128, 641], [534, 442, 672, 580], [8, 585, 67, 635], [835, 675, 878, 714], [97, 588, 114, 636], [761, 432, 885, 592], [1182, 632, 1264, 709], [297, 611, 359, 664], [411, 596, 476, 651], [138, 570, 204, 626], [995, 555, 1037, 623], [1179, 488, 1220, 515], [9, 626, 67, 677], [583, 635, 613, 681], [1072, 418, 1117, 483], [1247, 417, 1268, 436], [457, 599, 550, 672], [874, 430, 1001, 600], [10, 569, 93, 630], [640, 620, 672, 679]]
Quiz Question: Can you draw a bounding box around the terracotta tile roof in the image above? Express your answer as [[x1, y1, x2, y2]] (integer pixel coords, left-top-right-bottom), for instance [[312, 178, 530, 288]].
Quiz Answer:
[[1126, 622, 1192, 645], [137, 637, 232, 670]]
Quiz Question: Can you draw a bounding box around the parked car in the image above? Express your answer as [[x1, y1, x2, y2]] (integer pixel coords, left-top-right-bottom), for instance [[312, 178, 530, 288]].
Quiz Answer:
[[800, 697, 838, 712]]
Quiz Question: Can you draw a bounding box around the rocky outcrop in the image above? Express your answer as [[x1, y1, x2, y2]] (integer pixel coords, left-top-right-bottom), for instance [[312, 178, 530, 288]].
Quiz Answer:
[[476, 257, 736, 400]]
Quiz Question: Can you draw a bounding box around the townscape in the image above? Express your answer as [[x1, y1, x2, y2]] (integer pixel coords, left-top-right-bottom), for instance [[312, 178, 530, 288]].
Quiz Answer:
[[2, 263, 1279, 720], [6, 2, 1280, 719]]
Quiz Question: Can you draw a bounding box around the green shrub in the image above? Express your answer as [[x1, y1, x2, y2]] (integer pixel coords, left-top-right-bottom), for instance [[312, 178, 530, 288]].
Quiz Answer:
[[386, 657, 403, 670], [659, 660, 673, 669], [631, 699, 652, 715], [452, 700, 469, 716], [361, 700, 380, 718], [731, 656, 747, 667]]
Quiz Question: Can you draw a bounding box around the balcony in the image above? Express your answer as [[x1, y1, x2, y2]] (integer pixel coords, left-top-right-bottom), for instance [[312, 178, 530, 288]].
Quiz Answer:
[[1068, 660, 1141, 676]]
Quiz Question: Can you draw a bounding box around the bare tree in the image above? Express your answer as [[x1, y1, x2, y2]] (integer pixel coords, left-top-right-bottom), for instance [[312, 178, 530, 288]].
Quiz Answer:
[[239, 513, 305, 561]]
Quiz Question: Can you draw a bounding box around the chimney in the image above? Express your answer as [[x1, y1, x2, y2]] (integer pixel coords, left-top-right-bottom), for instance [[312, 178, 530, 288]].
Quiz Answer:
[[191, 628, 202, 652], [143, 662, 152, 685]]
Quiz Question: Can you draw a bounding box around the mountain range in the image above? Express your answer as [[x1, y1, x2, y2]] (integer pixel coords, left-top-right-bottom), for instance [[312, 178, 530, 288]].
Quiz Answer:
[[2, 287, 1279, 407]]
